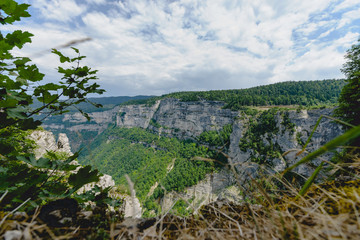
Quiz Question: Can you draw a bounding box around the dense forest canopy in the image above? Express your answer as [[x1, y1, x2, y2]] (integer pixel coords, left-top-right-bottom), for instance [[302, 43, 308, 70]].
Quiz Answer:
[[121, 79, 345, 110], [78, 126, 224, 197], [77, 126, 228, 215]]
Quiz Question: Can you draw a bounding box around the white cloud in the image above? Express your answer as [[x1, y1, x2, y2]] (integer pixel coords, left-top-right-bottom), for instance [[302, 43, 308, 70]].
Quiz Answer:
[[86, 0, 106, 4], [333, 0, 360, 12], [333, 31, 359, 48], [270, 31, 359, 83], [337, 8, 360, 28], [11, 0, 360, 96], [32, 0, 86, 22]]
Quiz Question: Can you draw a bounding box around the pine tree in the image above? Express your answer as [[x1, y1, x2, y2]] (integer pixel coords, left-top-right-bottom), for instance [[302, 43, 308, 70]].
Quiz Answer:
[[335, 39, 360, 127]]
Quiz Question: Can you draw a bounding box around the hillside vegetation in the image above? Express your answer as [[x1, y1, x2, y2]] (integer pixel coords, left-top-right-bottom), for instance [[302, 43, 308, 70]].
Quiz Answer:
[[78, 126, 228, 216], [122, 79, 345, 110]]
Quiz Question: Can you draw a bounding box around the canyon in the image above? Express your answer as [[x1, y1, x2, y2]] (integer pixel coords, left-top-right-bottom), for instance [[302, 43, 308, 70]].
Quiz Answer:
[[41, 98, 343, 214]]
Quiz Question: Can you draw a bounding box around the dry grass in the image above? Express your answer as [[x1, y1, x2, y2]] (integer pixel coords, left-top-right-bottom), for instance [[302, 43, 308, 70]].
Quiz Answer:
[[2, 171, 360, 239], [1, 152, 359, 239]]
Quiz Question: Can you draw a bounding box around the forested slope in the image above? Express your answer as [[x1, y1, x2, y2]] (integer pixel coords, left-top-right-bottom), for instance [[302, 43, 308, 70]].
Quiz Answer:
[[122, 79, 345, 110], [78, 126, 228, 216]]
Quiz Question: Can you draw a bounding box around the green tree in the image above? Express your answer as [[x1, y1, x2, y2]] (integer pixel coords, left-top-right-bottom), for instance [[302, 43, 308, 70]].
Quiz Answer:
[[0, 0, 107, 209], [335, 38, 360, 127]]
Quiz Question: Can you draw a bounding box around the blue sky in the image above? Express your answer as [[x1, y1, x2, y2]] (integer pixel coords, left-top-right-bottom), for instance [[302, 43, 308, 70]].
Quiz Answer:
[[8, 0, 360, 96]]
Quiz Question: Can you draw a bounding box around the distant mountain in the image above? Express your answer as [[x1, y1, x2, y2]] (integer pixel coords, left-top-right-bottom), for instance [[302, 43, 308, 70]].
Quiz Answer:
[[72, 95, 155, 112], [32, 95, 155, 113]]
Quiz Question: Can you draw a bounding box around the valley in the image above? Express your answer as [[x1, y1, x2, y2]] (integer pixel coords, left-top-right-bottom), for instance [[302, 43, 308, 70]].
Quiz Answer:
[[41, 79, 345, 216]]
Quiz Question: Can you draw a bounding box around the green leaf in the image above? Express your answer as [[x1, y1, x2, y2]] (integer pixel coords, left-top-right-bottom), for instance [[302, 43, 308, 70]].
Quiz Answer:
[[17, 155, 52, 169], [0, 98, 18, 108], [0, 40, 13, 55], [18, 64, 44, 82], [19, 118, 41, 130], [52, 49, 70, 63], [70, 56, 84, 62], [78, 109, 91, 121], [0, 1, 30, 24], [9, 71, 18, 76], [13, 3, 31, 19], [57, 66, 74, 77], [13, 57, 31, 66], [71, 47, 79, 53], [41, 83, 62, 91], [296, 162, 324, 199], [68, 165, 100, 190], [6, 30, 33, 49], [0, 0, 17, 16], [7, 107, 27, 119], [16, 76, 27, 85], [0, 5, 106, 209]]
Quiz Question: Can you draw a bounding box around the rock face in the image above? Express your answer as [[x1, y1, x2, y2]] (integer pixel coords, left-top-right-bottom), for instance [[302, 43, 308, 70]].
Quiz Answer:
[[29, 130, 73, 159], [123, 194, 142, 218], [154, 107, 343, 212], [42, 99, 345, 215], [57, 133, 72, 154], [112, 101, 342, 179], [117, 101, 161, 129], [162, 170, 240, 213], [43, 98, 237, 142], [151, 99, 237, 138], [42, 107, 119, 132], [228, 108, 343, 183]]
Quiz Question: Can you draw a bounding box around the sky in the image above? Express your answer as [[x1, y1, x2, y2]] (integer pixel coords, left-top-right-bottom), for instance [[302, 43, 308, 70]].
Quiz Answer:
[[7, 0, 360, 97]]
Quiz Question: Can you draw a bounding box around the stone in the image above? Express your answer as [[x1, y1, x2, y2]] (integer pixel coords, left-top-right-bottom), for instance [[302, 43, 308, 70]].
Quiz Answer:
[[29, 130, 72, 159], [124, 194, 142, 218], [3, 230, 22, 240], [79, 174, 115, 193]]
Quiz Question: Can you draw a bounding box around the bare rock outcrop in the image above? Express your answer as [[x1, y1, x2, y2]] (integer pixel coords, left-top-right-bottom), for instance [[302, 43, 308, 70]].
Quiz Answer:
[[162, 170, 240, 213], [29, 130, 72, 159]]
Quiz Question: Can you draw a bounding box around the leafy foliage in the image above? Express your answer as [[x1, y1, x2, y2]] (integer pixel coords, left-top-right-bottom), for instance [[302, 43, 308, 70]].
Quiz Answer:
[[0, 0, 108, 211], [335, 38, 360, 127], [198, 124, 233, 148], [281, 111, 296, 134], [239, 108, 284, 164]]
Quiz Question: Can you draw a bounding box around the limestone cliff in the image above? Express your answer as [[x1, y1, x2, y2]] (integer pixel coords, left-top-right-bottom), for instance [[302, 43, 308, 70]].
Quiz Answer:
[[161, 170, 241, 213], [150, 99, 237, 138], [228, 108, 343, 180], [29, 131, 72, 159], [110, 100, 342, 178], [42, 99, 344, 214]]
